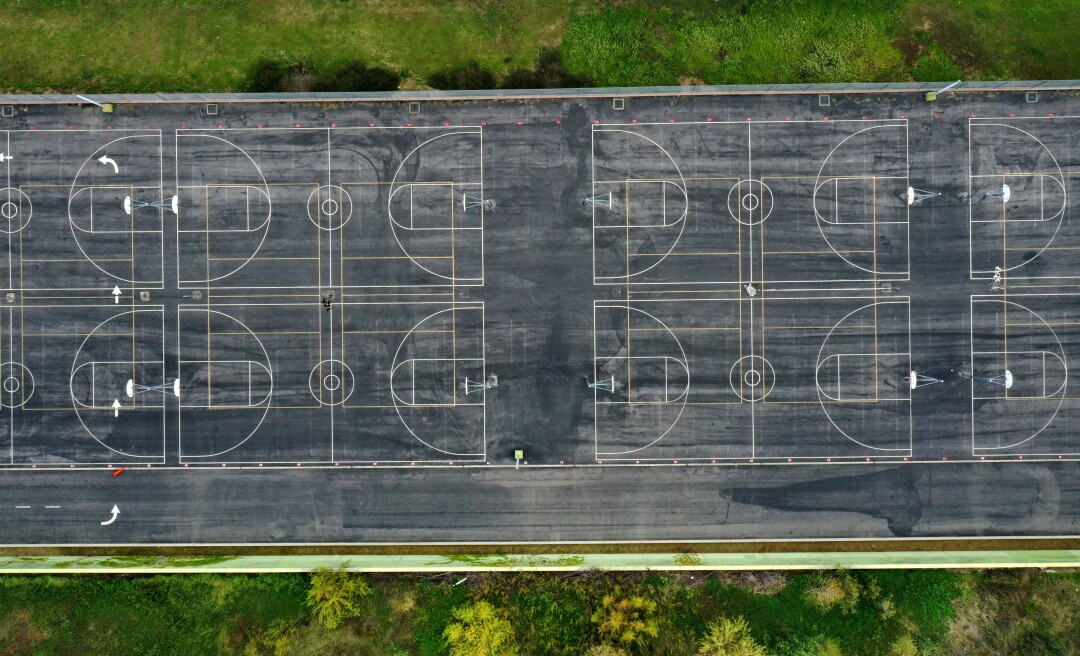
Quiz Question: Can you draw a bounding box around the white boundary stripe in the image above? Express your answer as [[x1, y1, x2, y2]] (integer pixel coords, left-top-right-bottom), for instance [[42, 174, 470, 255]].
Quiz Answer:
[[590, 129, 689, 282], [593, 303, 690, 456], [970, 295, 1074, 454], [176, 126, 485, 289], [968, 118, 1071, 279], [590, 120, 911, 286], [64, 306, 167, 462], [65, 133, 165, 286], [177, 306, 274, 460], [0, 129, 164, 290], [594, 297, 913, 460], [178, 301, 486, 463]]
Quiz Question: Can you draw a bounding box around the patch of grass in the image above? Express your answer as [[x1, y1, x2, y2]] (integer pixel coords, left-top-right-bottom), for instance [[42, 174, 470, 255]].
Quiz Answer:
[[0, 574, 308, 656], [899, 0, 1080, 80], [943, 569, 1080, 654], [412, 578, 468, 656], [0, 0, 1075, 93], [560, 1, 907, 86]]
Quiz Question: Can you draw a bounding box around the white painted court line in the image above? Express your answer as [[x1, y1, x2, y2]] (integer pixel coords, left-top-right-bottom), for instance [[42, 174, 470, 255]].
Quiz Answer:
[[968, 118, 1073, 279], [970, 294, 1076, 455]]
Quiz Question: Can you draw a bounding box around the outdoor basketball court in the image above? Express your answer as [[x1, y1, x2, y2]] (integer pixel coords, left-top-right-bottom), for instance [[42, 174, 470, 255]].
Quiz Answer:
[[0, 86, 1078, 544]]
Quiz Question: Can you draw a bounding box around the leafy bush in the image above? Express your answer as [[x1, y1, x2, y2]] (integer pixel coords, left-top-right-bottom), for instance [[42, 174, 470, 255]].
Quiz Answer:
[[428, 61, 497, 90], [316, 60, 401, 92], [698, 616, 767, 656], [590, 590, 660, 648], [501, 47, 592, 89], [804, 569, 861, 614], [443, 600, 519, 656], [306, 567, 372, 630], [249, 58, 285, 92], [889, 633, 918, 656], [583, 645, 630, 656]]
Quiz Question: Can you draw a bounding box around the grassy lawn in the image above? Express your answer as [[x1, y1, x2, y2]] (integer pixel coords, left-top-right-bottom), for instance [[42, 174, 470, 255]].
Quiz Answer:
[[2, 0, 1077, 93]]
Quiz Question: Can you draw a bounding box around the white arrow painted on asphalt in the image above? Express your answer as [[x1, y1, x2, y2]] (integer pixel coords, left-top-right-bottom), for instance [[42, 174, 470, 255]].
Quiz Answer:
[[112, 285, 121, 303], [97, 155, 118, 173], [100, 505, 120, 526], [0, 153, 12, 162], [111, 399, 121, 417]]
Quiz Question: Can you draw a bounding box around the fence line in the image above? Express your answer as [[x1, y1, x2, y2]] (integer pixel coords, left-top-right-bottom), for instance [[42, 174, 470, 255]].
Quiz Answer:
[[1, 81, 1079, 105]]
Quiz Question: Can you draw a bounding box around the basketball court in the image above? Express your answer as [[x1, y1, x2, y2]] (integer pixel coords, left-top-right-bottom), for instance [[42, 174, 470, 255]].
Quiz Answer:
[[0, 87, 1079, 545]]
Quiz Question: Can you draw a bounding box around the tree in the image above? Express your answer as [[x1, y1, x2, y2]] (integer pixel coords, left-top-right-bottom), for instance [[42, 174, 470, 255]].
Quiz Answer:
[[697, 616, 768, 656], [429, 61, 497, 90], [306, 566, 371, 629], [804, 568, 861, 614], [443, 601, 519, 656], [248, 59, 284, 92], [316, 60, 401, 92], [589, 591, 660, 648], [583, 645, 630, 656]]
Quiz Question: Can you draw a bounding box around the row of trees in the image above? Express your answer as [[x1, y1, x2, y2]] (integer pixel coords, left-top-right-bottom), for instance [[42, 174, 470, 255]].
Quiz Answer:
[[303, 568, 766, 655], [442, 599, 766, 656], [247, 49, 590, 93]]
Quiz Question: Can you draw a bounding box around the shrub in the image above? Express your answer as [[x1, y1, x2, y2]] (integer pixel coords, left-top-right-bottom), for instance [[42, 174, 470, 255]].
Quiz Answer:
[[889, 634, 918, 656], [317, 60, 401, 92], [248, 58, 285, 92], [429, 61, 497, 90], [443, 600, 519, 656], [590, 590, 660, 648], [306, 566, 372, 629], [804, 568, 861, 614], [583, 645, 630, 656], [697, 616, 767, 656], [280, 59, 318, 93], [500, 48, 592, 89]]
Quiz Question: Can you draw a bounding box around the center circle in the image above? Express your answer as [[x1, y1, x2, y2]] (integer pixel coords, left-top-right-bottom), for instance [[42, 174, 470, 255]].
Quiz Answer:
[[0, 189, 32, 233], [306, 185, 353, 231], [726, 180, 774, 226], [308, 359, 355, 405], [0, 362, 33, 407], [729, 355, 776, 402]]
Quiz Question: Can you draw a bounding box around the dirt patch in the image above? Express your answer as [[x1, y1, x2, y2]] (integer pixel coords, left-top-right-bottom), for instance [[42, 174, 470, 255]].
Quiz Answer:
[[0, 610, 47, 656]]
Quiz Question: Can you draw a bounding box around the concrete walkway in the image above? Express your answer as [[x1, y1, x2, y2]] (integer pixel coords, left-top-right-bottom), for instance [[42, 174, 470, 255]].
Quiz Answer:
[[1, 551, 1077, 574]]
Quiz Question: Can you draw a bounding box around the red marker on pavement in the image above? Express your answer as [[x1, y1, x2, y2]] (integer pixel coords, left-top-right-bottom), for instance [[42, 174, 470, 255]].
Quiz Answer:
[[112, 468, 125, 477]]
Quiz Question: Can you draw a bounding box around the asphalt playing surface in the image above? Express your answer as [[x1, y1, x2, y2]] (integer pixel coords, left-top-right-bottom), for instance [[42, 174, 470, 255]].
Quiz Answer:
[[0, 88, 1078, 544]]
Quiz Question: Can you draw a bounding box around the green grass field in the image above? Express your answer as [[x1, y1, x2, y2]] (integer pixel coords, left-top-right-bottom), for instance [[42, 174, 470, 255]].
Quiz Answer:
[[3, 0, 1077, 93]]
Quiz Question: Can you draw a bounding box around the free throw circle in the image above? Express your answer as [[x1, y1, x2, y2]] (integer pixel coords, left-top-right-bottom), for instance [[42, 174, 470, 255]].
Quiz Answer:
[[306, 185, 353, 230], [309, 360, 354, 405], [730, 355, 775, 402], [0, 362, 34, 408], [0, 188, 32, 233]]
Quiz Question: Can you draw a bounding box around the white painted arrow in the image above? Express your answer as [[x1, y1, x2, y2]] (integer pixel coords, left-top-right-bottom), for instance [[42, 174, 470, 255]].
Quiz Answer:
[[112, 285, 121, 304], [97, 155, 118, 173], [0, 153, 12, 162], [111, 399, 121, 417], [100, 505, 120, 526]]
